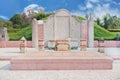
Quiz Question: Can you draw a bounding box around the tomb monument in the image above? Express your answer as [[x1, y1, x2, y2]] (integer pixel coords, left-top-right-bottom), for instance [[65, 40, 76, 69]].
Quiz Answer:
[[32, 9, 94, 50]]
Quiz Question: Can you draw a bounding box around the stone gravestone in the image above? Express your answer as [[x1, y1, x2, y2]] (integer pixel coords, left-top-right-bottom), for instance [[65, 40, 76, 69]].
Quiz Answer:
[[0, 27, 9, 41], [32, 9, 94, 49], [43, 9, 82, 48]]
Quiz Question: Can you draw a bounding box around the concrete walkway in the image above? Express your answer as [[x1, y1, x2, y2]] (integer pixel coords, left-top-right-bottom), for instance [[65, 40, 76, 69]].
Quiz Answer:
[[0, 48, 120, 57], [0, 61, 120, 80], [0, 48, 120, 80]]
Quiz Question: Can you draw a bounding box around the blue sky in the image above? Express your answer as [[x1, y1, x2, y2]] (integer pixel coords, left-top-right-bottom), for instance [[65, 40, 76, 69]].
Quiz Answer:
[[0, 0, 120, 20]]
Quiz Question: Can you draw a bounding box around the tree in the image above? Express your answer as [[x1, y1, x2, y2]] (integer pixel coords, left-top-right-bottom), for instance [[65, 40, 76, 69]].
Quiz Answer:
[[34, 12, 52, 20], [5, 21, 13, 27], [13, 24, 21, 28], [103, 14, 110, 29], [107, 16, 120, 29], [0, 20, 4, 27], [95, 18, 101, 26], [95, 14, 120, 29], [35, 13, 46, 20], [10, 14, 23, 28]]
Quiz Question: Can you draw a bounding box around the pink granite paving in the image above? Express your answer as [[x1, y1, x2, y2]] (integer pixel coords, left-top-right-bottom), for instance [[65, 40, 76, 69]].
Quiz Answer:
[[10, 51, 113, 70]]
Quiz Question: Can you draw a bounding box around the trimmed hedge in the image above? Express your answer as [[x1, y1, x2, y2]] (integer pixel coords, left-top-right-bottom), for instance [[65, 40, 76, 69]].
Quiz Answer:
[[108, 29, 120, 32], [94, 24, 117, 40], [8, 25, 32, 40]]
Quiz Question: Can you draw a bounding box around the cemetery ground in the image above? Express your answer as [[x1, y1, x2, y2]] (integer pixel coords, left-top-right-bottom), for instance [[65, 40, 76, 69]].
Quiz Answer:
[[0, 48, 120, 80], [0, 9, 120, 80]]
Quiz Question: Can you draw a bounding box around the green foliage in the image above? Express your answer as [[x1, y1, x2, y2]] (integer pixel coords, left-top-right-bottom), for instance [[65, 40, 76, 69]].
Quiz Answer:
[[10, 14, 23, 28], [5, 21, 13, 27], [108, 29, 120, 32], [94, 24, 117, 40], [96, 14, 120, 29], [34, 12, 52, 20], [0, 20, 4, 27], [7, 12, 53, 40], [0, 17, 6, 21], [8, 25, 32, 40], [8, 13, 119, 41], [95, 18, 102, 27], [9, 13, 30, 29], [103, 14, 110, 29], [107, 16, 120, 29], [77, 16, 86, 20]]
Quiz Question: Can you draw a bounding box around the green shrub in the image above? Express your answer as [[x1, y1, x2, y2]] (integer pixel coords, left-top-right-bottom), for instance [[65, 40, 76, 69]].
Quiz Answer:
[[94, 24, 117, 40], [8, 25, 32, 40]]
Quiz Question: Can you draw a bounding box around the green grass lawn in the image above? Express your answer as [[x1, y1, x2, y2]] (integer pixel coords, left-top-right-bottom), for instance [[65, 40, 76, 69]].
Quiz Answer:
[[94, 24, 118, 40], [8, 25, 32, 40]]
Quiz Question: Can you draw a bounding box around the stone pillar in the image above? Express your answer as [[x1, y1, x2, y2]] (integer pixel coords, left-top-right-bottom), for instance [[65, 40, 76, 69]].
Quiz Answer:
[[38, 20, 44, 40], [87, 15, 94, 48], [20, 37, 27, 53], [32, 18, 38, 48], [4, 27, 9, 41], [80, 39, 87, 51], [98, 37, 105, 53], [37, 20, 44, 51], [54, 15, 56, 40], [81, 21, 88, 47]]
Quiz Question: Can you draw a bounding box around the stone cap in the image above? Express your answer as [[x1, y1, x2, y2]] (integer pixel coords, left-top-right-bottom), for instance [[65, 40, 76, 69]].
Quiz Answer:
[[98, 37, 104, 41], [38, 20, 43, 24], [20, 36, 26, 41]]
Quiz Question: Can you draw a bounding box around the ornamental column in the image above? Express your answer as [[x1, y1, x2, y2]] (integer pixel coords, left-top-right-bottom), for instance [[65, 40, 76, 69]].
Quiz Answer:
[[32, 18, 38, 48], [87, 14, 94, 48]]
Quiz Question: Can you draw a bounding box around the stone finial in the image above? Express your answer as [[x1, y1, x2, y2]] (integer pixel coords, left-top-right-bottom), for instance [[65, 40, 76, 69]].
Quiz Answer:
[[99, 37, 104, 41], [32, 18, 37, 22], [20, 36, 27, 53], [20, 36, 26, 41]]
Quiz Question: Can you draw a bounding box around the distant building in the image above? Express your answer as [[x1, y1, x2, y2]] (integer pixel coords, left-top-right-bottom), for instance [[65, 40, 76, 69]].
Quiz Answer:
[[0, 27, 9, 41]]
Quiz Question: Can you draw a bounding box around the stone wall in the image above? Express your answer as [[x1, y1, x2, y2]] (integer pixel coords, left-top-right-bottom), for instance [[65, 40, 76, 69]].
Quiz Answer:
[[32, 9, 94, 48], [38, 23, 44, 40], [94, 41, 120, 48], [44, 16, 54, 41], [0, 41, 32, 48], [87, 15, 94, 48], [81, 21, 88, 45], [43, 9, 84, 47], [0, 41, 120, 48]]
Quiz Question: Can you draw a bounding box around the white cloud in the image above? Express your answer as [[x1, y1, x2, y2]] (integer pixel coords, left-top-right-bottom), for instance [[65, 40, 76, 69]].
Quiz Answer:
[[71, 11, 85, 17], [93, 4, 120, 18], [78, 0, 94, 10], [86, 1, 93, 8], [24, 4, 44, 16], [112, 1, 120, 6], [75, 0, 120, 19], [0, 15, 9, 20], [89, 0, 99, 3], [78, 5, 87, 10]]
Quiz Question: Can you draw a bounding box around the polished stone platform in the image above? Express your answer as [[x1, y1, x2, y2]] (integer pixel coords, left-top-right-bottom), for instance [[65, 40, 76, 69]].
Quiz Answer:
[[10, 51, 113, 70]]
